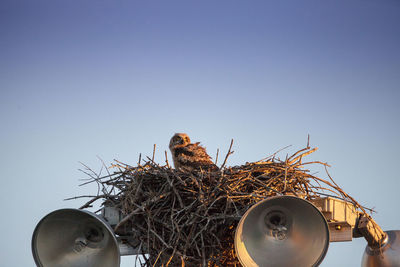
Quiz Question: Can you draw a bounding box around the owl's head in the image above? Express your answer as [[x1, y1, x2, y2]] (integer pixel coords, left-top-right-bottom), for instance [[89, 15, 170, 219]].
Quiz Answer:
[[169, 133, 191, 149]]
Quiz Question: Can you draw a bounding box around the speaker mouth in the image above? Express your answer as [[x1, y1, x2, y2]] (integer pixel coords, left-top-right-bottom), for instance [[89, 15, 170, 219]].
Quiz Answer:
[[235, 195, 330, 267], [362, 230, 400, 266], [32, 209, 120, 267]]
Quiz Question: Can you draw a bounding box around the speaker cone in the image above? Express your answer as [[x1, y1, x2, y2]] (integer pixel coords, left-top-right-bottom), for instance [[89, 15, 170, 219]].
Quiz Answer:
[[235, 195, 330, 267], [32, 209, 120, 267]]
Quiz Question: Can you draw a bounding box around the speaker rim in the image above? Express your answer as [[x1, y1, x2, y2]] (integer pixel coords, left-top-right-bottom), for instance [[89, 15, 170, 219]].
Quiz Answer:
[[32, 208, 121, 267], [235, 195, 330, 267]]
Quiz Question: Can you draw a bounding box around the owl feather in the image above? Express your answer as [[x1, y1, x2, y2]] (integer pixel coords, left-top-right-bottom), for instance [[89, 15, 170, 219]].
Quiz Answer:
[[169, 133, 219, 172]]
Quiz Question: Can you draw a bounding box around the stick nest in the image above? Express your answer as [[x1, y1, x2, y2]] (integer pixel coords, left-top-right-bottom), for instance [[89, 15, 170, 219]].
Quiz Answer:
[[74, 145, 368, 266]]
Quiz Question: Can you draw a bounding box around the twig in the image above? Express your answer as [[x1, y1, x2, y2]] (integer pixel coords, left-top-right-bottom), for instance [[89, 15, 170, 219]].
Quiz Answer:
[[165, 150, 170, 168], [152, 144, 156, 162], [220, 139, 234, 169]]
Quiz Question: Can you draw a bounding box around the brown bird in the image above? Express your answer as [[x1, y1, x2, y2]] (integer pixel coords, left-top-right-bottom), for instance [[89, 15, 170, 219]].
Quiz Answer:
[[169, 133, 218, 172]]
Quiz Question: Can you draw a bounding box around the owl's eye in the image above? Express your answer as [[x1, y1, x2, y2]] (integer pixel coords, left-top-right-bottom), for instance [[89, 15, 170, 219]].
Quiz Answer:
[[174, 136, 183, 144], [184, 137, 190, 143]]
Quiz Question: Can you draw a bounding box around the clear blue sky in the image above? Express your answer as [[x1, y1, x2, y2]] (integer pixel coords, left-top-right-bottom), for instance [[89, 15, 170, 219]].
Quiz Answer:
[[1, 0, 399, 266]]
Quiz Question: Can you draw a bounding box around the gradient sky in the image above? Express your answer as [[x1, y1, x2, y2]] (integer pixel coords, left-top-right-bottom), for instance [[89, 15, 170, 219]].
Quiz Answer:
[[1, 0, 399, 266]]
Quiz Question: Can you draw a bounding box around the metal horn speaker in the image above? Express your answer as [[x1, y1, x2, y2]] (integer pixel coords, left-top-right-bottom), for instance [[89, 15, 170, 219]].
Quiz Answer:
[[235, 195, 330, 267], [361, 230, 400, 267], [32, 209, 120, 267]]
